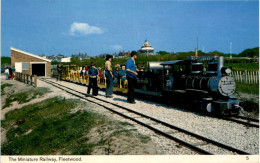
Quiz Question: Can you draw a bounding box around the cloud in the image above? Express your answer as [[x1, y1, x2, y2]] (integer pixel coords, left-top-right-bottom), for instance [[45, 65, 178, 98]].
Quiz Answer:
[[110, 45, 123, 51], [70, 22, 103, 36]]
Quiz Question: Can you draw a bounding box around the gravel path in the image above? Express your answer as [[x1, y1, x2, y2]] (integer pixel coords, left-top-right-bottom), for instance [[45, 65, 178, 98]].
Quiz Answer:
[[40, 78, 259, 155]]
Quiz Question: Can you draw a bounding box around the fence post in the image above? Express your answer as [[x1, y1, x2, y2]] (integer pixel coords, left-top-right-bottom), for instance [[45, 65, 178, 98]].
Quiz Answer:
[[234, 71, 237, 81], [250, 71, 253, 84], [238, 71, 241, 83], [243, 70, 247, 84], [26, 74, 29, 84], [30, 75, 33, 86], [16, 72, 18, 81], [256, 71, 259, 84], [247, 71, 250, 84], [34, 75, 37, 87]]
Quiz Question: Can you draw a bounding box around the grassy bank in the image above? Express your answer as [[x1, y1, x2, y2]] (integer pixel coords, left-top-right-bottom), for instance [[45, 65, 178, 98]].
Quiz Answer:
[[1, 83, 13, 95], [2, 87, 50, 109], [1, 97, 152, 155]]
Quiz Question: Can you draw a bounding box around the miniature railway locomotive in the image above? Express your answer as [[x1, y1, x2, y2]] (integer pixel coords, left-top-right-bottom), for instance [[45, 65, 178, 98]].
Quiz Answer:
[[136, 53, 242, 115]]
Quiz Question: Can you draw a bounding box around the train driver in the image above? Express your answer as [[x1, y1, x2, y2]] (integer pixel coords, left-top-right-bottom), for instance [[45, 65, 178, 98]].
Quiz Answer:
[[126, 51, 138, 104]]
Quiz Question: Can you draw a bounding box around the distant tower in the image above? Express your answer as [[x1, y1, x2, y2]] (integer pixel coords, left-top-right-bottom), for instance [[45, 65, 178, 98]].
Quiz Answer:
[[230, 42, 232, 59], [138, 39, 154, 56]]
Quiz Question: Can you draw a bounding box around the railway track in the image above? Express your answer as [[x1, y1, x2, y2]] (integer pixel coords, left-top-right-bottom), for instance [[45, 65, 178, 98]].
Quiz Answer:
[[220, 116, 259, 128], [233, 115, 259, 122], [39, 78, 252, 155], [58, 78, 259, 129]]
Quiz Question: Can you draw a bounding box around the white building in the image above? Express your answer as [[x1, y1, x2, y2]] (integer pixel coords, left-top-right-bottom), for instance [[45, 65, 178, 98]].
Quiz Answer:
[[61, 57, 71, 63], [138, 40, 155, 55]]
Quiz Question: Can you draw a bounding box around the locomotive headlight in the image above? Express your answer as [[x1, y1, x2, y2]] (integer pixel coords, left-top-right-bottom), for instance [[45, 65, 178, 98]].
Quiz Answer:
[[221, 67, 232, 76], [225, 68, 231, 74]]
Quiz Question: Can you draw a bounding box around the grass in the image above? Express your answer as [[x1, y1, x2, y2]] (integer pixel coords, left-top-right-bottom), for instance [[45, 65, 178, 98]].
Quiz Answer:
[[1, 83, 13, 95], [236, 82, 259, 95], [2, 87, 50, 109], [225, 62, 259, 71], [1, 97, 150, 155], [235, 83, 259, 113], [1, 97, 104, 155]]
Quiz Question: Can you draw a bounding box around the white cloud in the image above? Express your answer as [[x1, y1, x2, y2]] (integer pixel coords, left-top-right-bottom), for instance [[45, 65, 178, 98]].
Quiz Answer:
[[70, 22, 103, 36], [110, 45, 123, 50]]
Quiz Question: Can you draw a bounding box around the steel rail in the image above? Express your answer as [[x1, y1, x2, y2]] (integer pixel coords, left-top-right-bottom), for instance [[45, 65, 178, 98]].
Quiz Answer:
[[220, 117, 259, 128], [232, 116, 259, 122], [40, 78, 251, 155]]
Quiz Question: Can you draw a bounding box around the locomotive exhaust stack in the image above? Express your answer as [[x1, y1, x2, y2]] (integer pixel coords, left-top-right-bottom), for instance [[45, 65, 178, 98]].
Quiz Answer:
[[217, 56, 224, 77]]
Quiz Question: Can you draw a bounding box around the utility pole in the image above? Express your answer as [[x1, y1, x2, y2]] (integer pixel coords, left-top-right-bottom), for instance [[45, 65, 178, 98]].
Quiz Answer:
[[197, 36, 199, 51], [230, 42, 232, 59]]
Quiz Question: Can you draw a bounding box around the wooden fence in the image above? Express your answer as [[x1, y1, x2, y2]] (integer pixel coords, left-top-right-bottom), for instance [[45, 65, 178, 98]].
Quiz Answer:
[[232, 70, 259, 84], [15, 72, 37, 87]]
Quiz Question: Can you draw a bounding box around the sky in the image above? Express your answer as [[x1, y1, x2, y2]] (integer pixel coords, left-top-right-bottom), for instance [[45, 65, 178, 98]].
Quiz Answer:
[[1, 0, 259, 57]]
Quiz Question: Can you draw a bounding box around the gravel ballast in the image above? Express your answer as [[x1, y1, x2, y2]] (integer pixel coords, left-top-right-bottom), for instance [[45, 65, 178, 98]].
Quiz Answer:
[[42, 78, 258, 155]]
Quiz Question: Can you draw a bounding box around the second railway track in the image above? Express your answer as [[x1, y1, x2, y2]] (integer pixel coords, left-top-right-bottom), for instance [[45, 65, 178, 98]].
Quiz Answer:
[[219, 116, 259, 128], [39, 78, 252, 155]]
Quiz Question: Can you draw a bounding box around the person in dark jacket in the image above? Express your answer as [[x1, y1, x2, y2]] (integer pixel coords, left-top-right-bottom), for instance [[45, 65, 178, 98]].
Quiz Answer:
[[87, 62, 99, 96], [57, 62, 63, 81], [126, 51, 138, 104], [8, 67, 13, 79]]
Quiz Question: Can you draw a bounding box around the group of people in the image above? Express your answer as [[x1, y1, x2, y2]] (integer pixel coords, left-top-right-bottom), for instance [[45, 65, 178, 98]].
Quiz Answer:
[[57, 62, 100, 96], [5, 67, 15, 80], [112, 64, 128, 87], [105, 51, 138, 104], [56, 51, 139, 104]]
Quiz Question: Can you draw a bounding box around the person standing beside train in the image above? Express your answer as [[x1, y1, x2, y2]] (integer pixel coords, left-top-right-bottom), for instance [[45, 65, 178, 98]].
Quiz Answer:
[[105, 55, 114, 98], [126, 51, 138, 104], [5, 67, 9, 80], [87, 62, 99, 96], [57, 62, 63, 81]]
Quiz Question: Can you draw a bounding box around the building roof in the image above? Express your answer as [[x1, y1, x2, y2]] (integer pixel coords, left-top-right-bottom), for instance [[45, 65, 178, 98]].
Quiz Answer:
[[11, 47, 51, 62]]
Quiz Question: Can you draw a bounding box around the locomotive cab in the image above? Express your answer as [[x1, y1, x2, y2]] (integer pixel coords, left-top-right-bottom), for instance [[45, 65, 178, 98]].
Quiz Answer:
[[161, 60, 188, 90]]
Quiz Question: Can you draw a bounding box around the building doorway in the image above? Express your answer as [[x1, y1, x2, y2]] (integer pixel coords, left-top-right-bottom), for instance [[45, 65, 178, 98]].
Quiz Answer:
[[32, 63, 45, 76]]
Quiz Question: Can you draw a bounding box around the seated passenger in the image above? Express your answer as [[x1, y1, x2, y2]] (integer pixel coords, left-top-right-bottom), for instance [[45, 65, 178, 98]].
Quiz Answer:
[[113, 64, 120, 86], [71, 68, 76, 76], [118, 64, 128, 87], [80, 67, 86, 77]]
